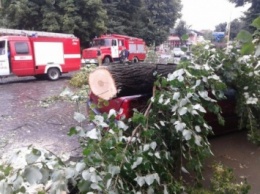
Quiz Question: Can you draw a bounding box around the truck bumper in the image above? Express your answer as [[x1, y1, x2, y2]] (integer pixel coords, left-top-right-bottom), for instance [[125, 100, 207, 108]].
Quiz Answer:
[[82, 58, 98, 64]]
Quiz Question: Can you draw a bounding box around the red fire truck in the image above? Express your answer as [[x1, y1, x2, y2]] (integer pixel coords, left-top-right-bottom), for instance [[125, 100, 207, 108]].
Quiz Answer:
[[0, 28, 81, 81], [82, 34, 146, 64]]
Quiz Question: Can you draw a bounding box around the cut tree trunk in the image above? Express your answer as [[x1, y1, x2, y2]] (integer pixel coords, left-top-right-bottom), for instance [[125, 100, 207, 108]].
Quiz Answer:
[[88, 63, 177, 100]]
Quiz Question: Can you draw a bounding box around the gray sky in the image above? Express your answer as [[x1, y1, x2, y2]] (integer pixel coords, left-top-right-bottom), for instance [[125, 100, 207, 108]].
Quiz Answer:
[[181, 0, 250, 30]]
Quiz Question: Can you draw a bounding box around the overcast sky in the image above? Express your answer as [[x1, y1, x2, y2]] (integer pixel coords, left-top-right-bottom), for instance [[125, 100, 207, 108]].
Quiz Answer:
[[181, 0, 250, 31]]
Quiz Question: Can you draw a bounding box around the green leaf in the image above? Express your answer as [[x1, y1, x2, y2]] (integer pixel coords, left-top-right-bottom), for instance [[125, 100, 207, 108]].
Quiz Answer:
[[83, 147, 92, 156], [134, 176, 145, 187], [255, 45, 260, 57], [251, 17, 260, 29], [131, 157, 143, 169], [68, 127, 77, 136], [25, 148, 41, 164], [108, 165, 120, 176], [236, 30, 253, 43], [181, 34, 189, 41], [76, 162, 86, 172], [178, 107, 188, 115], [12, 175, 23, 190], [86, 128, 99, 140], [240, 42, 255, 55], [0, 181, 12, 194], [77, 180, 91, 193], [24, 166, 42, 184], [74, 112, 86, 123], [40, 168, 50, 184], [65, 167, 76, 179], [181, 166, 189, 174], [145, 174, 155, 185], [91, 183, 102, 191]]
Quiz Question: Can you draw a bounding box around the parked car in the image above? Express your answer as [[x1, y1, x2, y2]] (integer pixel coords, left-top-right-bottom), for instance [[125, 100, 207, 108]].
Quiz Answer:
[[172, 47, 185, 57]]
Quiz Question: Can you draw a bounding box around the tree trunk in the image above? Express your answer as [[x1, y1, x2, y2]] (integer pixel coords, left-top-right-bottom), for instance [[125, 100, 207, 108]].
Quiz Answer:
[[88, 63, 177, 100]]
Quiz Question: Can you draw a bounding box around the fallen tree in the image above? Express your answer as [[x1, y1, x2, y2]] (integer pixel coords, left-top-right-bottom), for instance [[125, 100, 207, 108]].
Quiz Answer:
[[88, 63, 177, 100]]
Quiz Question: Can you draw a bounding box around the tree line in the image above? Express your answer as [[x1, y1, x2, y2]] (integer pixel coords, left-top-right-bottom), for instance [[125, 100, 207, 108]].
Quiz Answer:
[[0, 0, 182, 47]]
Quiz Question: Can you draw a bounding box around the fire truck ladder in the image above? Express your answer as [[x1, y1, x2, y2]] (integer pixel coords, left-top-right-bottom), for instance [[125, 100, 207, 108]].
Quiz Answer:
[[0, 28, 76, 38]]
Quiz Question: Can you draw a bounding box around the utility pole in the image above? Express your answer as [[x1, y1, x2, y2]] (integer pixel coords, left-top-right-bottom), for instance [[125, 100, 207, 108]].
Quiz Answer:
[[226, 22, 231, 44], [226, 3, 233, 49]]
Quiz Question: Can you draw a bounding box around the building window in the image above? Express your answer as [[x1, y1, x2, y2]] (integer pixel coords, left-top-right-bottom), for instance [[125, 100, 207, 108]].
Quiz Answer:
[[15, 42, 29, 54]]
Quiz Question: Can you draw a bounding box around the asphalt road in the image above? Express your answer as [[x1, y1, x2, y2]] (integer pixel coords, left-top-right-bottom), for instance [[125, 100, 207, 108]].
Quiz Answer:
[[0, 73, 87, 159], [204, 131, 260, 194], [0, 73, 259, 193]]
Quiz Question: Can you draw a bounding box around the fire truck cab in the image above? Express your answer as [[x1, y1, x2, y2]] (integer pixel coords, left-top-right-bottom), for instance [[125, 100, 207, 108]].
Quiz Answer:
[[0, 28, 81, 81], [82, 34, 146, 65]]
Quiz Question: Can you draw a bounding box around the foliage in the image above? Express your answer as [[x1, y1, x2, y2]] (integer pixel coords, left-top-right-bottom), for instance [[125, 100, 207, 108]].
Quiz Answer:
[[174, 20, 191, 43], [64, 61, 227, 193], [102, 0, 144, 38], [69, 65, 96, 88], [192, 17, 260, 145], [141, 0, 182, 46], [102, 0, 182, 46], [188, 163, 250, 194], [0, 146, 71, 194], [209, 163, 250, 194], [229, 0, 260, 33], [215, 22, 227, 32], [202, 30, 214, 41], [230, 19, 245, 40], [0, 0, 107, 47], [214, 19, 244, 40], [0, 0, 182, 47]]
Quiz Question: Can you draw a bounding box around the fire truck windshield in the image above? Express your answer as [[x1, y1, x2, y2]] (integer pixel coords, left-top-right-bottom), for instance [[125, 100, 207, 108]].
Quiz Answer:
[[93, 39, 111, 47]]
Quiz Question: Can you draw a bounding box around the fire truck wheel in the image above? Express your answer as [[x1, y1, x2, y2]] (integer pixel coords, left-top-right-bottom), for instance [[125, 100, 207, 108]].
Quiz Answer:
[[133, 57, 139, 63], [47, 68, 60, 81], [103, 57, 110, 65]]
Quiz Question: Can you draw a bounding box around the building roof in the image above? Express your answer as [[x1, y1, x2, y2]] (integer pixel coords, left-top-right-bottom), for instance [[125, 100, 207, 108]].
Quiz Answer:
[[168, 36, 180, 41]]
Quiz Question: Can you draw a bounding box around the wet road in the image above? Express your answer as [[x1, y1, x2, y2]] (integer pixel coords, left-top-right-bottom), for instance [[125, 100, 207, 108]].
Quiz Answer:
[[0, 74, 85, 158], [204, 131, 260, 194]]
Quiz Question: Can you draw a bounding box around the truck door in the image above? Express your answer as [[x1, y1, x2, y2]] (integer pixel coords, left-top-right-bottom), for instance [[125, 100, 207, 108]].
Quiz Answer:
[[111, 39, 119, 58], [10, 40, 34, 76], [0, 40, 11, 76]]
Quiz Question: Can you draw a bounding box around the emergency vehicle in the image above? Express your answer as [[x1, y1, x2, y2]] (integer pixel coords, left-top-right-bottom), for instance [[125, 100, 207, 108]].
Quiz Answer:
[[82, 34, 146, 64], [0, 28, 81, 81]]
